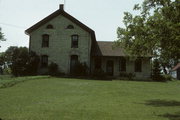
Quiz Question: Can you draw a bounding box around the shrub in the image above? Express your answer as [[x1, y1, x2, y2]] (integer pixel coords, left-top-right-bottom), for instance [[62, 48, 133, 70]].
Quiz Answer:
[[5, 47, 40, 76], [119, 72, 135, 80], [152, 59, 165, 82], [73, 62, 89, 76], [25, 51, 40, 76], [92, 68, 107, 79], [162, 74, 174, 81], [48, 62, 59, 76], [3, 67, 11, 75]]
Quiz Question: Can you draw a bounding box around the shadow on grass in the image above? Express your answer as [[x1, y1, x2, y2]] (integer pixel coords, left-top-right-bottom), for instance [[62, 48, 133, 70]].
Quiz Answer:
[[145, 99, 180, 107], [159, 113, 180, 120], [145, 99, 180, 120]]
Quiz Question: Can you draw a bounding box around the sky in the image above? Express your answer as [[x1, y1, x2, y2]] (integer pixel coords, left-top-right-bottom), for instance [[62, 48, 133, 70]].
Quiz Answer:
[[0, 0, 144, 52]]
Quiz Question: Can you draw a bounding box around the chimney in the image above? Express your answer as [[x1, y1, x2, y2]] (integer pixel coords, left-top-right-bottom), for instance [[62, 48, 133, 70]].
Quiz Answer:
[[59, 4, 64, 10]]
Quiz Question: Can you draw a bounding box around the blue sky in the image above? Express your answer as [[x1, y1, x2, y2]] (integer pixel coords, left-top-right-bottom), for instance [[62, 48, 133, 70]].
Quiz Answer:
[[0, 0, 143, 52]]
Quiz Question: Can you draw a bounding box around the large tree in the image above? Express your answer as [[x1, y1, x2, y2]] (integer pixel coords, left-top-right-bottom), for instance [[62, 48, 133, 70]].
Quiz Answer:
[[116, 0, 180, 74], [4, 46, 40, 76], [0, 27, 6, 47]]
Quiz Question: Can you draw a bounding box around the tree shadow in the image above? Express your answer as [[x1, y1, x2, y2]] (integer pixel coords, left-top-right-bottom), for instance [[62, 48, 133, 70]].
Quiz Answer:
[[145, 99, 180, 107], [145, 99, 180, 120], [159, 113, 180, 120]]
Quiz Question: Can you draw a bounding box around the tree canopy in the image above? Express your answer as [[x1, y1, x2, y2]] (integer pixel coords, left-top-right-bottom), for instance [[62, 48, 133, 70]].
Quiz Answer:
[[0, 27, 5, 41], [116, 0, 180, 73], [0, 46, 40, 76]]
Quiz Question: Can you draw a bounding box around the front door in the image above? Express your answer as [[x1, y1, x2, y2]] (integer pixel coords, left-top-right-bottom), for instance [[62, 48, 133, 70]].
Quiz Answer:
[[70, 55, 78, 74], [106, 60, 114, 76]]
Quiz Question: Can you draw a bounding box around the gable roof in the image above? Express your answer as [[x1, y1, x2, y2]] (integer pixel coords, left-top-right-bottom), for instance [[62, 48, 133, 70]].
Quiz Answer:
[[172, 63, 180, 71], [92, 41, 126, 57], [25, 5, 95, 41]]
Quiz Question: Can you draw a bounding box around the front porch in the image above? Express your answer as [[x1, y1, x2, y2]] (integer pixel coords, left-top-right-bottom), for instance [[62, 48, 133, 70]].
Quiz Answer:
[[91, 56, 151, 79]]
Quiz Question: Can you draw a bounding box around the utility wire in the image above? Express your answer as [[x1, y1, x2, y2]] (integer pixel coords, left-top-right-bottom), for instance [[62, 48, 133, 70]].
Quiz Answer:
[[0, 22, 26, 29]]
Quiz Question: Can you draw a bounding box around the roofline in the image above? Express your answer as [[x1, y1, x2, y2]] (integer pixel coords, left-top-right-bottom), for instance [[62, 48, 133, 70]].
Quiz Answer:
[[25, 9, 95, 36]]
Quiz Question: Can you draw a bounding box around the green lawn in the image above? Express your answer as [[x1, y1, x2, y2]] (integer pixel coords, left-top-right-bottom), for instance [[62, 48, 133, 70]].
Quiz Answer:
[[0, 76, 180, 120]]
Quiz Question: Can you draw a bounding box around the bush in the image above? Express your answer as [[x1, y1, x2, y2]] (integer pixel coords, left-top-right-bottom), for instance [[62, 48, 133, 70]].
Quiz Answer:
[[3, 67, 11, 75], [119, 72, 135, 80], [152, 59, 165, 82], [48, 62, 59, 76], [5, 47, 40, 76], [92, 68, 107, 79], [73, 62, 89, 76], [25, 51, 40, 76], [162, 74, 174, 81]]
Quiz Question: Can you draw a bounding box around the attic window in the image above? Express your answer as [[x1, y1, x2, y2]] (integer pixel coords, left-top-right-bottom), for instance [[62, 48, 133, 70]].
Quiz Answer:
[[46, 24, 53, 29], [67, 25, 74, 29]]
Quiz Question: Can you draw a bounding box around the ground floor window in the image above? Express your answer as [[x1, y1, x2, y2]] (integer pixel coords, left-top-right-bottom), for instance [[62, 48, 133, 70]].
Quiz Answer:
[[106, 60, 114, 76], [119, 57, 126, 72]]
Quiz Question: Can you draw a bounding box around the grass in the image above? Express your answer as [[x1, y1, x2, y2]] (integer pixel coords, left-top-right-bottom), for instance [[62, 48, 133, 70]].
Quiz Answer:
[[0, 76, 180, 120]]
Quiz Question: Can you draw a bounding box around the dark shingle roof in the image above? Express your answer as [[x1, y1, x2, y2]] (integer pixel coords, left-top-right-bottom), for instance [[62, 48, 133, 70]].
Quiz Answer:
[[92, 41, 126, 57]]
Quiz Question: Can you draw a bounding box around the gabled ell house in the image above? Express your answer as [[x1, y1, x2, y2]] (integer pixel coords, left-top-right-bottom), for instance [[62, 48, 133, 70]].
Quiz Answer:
[[25, 4, 151, 78]]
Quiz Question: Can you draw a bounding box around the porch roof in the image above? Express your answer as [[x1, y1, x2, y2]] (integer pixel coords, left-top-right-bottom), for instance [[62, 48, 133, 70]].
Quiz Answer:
[[92, 41, 126, 57]]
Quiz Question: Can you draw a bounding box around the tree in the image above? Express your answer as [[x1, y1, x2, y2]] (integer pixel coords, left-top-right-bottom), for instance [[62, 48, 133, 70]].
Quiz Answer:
[[116, 0, 180, 74], [4, 46, 40, 76], [0, 27, 6, 47], [10, 47, 29, 76], [152, 59, 162, 81], [0, 52, 6, 67], [25, 51, 40, 75]]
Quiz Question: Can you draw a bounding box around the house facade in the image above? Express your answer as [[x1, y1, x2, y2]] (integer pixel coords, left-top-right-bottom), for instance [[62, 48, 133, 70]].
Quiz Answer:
[[25, 4, 151, 79]]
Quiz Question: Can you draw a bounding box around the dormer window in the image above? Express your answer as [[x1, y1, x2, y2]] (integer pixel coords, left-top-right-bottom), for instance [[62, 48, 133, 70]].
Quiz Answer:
[[67, 25, 74, 29], [46, 24, 53, 29]]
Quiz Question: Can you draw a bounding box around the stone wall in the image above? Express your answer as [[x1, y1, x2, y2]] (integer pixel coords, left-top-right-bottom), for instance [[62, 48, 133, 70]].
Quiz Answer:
[[29, 15, 92, 74]]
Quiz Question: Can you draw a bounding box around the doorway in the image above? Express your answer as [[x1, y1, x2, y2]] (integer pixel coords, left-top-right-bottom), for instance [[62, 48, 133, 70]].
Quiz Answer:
[[106, 60, 114, 76], [70, 55, 78, 74]]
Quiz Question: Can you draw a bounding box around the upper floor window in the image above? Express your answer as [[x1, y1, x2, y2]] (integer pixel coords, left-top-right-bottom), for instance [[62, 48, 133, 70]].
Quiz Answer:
[[46, 24, 53, 29], [42, 34, 49, 48], [67, 25, 74, 29], [41, 55, 48, 68], [119, 57, 126, 72], [135, 58, 142, 72], [71, 35, 78, 48]]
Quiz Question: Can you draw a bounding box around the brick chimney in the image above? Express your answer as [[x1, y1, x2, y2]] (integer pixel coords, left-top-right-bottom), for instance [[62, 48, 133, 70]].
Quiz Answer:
[[59, 4, 64, 10]]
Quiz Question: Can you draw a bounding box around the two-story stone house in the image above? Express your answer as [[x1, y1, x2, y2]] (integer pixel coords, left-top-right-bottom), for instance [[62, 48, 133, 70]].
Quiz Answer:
[[25, 4, 151, 78]]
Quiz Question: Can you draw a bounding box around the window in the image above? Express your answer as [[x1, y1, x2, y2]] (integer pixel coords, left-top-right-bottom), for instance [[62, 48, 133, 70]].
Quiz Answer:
[[119, 57, 126, 72], [135, 58, 142, 72], [71, 35, 78, 48], [42, 34, 49, 47], [46, 24, 53, 29], [67, 25, 74, 29], [41, 55, 48, 67], [106, 60, 114, 76]]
